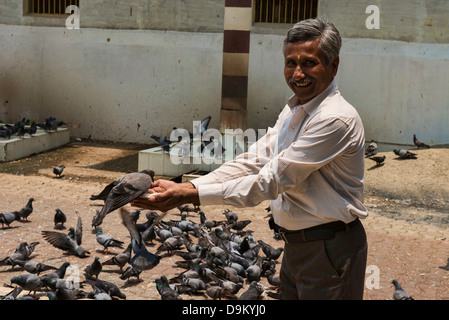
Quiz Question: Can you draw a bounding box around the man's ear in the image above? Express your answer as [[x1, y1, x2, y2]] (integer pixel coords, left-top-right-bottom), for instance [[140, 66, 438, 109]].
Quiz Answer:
[[331, 56, 340, 77]]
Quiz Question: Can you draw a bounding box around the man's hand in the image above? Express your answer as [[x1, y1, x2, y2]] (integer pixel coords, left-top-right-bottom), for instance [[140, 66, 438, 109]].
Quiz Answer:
[[131, 180, 199, 212]]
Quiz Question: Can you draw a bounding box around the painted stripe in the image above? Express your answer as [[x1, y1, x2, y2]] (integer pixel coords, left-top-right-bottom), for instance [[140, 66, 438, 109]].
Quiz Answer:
[[219, 109, 248, 132], [221, 75, 248, 101], [222, 52, 249, 77], [224, 7, 252, 31], [221, 97, 248, 111], [225, 0, 252, 8], [223, 30, 250, 53]]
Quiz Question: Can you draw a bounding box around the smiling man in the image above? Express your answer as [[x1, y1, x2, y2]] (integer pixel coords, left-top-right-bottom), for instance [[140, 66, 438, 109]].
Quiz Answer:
[[132, 18, 368, 300]]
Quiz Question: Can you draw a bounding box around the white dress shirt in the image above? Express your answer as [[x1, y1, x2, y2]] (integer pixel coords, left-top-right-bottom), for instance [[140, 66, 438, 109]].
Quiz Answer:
[[191, 79, 368, 230]]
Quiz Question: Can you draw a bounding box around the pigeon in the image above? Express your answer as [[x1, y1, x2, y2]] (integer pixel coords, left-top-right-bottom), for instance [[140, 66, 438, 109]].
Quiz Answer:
[[257, 240, 284, 260], [119, 265, 142, 283], [119, 207, 161, 273], [180, 277, 206, 294], [10, 273, 43, 295], [102, 243, 132, 273], [0, 210, 22, 228], [90, 169, 155, 228], [15, 259, 57, 275], [394, 149, 417, 159], [365, 140, 378, 157], [96, 227, 124, 254], [26, 122, 37, 136], [229, 219, 252, 231], [41, 213, 90, 258], [18, 197, 35, 222], [223, 209, 239, 223], [413, 134, 430, 149], [151, 135, 171, 152], [392, 279, 414, 300], [1, 286, 23, 300], [199, 211, 224, 230], [84, 256, 103, 280], [0, 241, 40, 269], [54, 208, 67, 229], [53, 165, 65, 178], [155, 275, 183, 300], [238, 281, 264, 300], [40, 261, 71, 288], [369, 155, 386, 166], [86, 278, 127, 300], [206, 284, 228, 300]]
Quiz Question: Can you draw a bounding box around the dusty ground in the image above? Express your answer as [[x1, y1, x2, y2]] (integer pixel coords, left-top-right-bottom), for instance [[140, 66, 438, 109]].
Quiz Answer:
[[0, 139, 449, 300]]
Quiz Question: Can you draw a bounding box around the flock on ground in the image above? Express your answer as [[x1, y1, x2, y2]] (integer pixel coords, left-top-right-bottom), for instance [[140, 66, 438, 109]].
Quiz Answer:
[[1, 116, 430, 300]]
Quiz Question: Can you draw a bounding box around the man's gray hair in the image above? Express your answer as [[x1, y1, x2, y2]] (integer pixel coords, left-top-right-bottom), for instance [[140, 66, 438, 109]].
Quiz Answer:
[[283, 17, 342, 65]]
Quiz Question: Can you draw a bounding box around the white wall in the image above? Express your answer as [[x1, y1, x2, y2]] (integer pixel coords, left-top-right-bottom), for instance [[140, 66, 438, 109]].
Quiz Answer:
[[0, 24, 448, 146], [247, 34, 449, 147], [0, 25, 224, 143]]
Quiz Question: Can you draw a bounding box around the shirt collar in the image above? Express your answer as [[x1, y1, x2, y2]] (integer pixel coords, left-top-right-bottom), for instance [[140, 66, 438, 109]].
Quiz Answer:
[[287, 78, 338, 115]]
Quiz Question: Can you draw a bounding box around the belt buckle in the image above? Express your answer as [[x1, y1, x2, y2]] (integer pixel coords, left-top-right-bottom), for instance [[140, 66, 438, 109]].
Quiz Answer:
[[279, 230, 289, 244]]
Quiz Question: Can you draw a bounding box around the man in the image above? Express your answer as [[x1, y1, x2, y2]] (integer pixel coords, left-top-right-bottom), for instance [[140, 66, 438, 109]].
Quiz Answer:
[[132, 17, 368, 300]]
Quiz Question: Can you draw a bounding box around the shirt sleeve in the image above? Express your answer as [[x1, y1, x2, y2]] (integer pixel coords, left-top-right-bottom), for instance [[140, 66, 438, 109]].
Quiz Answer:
[[197, 116, 354, 207]]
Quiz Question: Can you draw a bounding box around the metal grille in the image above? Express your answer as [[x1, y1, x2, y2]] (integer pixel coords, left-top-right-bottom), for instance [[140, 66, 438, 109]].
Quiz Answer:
[[27, 0, 79, 15], [253, 0, 318, 24]]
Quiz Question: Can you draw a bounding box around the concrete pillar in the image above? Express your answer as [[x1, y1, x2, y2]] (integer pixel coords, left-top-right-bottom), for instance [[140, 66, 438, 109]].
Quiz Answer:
[[220, 0, 252, 133]]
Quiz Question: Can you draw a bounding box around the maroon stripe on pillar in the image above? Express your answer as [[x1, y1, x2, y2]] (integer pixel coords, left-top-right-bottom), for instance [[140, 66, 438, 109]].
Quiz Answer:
[[221, 75, 248, 100], [223, 30, 250, 53], [225, 0, 252, 7]]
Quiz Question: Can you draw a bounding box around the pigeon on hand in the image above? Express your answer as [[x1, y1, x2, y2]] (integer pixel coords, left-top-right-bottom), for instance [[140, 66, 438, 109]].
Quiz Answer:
[[18, 197, 35, 222], [54, 208, 67, 229], [394, 149, 417, 159], [413, 134, 430, 149], [41, 213, 90, 258], [119, 207, 161, 273], [365, 140, 378, 157], [369, 155, 386, 167], [84, 256, 103, 280], [101, 243, 132, 273], [392, 279, 414, 300], [96, 227, 124, 254], [53, 165, 65, 178], [0, 210, 22, 228], [90, 169, 155, 228]]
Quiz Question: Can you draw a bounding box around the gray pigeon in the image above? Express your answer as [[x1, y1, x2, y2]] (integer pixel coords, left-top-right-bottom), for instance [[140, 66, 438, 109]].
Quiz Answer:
[[90, 169, 155, 228], [86, 278, 127, 300], [53, 165, 65, 178], [119, 208, 161, 273], [413, 134, 430, 149], [18, 198, 35, 222], [41, 261, 71, 289], [155, 275, 182, 300], [392, 279, 414, 300], [96, 227, 124, 254], [41, 213, 90, 258], [84, 256, 102, 280], [0, 210, 21, 228], [119, 265, 142, 283], [15, 259, 57, 275], [369, 155, 386, 166], [1, 286, 23, 300], [394, 149, 417, 159], [0, 241, 40, 269], [365, 140, 378, 157], [238, 281, 264, 300], [257, 240, 283, 260], [102, 243, 132, 273], [10, 273, 43, 295]]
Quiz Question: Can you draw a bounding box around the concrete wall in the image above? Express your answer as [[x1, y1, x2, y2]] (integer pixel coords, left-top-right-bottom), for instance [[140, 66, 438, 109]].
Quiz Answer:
[[0, 0, 448, 146]]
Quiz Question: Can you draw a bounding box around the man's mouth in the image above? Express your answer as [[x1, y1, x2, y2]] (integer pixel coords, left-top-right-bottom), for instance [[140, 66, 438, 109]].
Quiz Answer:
[[289, 78, 313, 88]]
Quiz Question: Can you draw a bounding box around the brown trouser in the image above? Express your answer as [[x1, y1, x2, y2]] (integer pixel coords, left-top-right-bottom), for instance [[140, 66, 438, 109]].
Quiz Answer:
[[279, 219, 367, 300]]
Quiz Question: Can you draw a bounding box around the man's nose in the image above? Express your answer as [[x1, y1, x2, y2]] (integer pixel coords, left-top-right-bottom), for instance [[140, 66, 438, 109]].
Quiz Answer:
[[293, 65, 305, 79]]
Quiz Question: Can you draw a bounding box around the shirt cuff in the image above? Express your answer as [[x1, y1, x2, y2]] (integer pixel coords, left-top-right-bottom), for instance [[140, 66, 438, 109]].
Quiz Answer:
[[197, 183, 225, 206]]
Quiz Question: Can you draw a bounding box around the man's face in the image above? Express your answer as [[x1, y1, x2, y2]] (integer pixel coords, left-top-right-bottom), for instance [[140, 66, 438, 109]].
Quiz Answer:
[[284, 38, 339, 104]]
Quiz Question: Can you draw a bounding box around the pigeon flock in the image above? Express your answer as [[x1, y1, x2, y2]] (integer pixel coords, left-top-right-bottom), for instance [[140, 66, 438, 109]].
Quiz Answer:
[[0, 132, 435, 300], [0, 116, 66, 140], [365, 134, 431, 167]]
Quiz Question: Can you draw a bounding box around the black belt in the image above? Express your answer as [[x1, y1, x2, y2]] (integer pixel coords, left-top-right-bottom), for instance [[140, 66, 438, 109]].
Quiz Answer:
[[270, 218, 360, 244]]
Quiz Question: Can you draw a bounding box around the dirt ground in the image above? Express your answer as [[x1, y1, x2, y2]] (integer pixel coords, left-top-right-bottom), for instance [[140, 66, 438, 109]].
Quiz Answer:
[[1, 138, 449, 300]]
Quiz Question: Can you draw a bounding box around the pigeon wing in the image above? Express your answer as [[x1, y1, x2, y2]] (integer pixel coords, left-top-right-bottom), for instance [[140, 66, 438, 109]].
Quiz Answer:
[[75, 213, 83, 245], [41, 231, 73, 251]]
